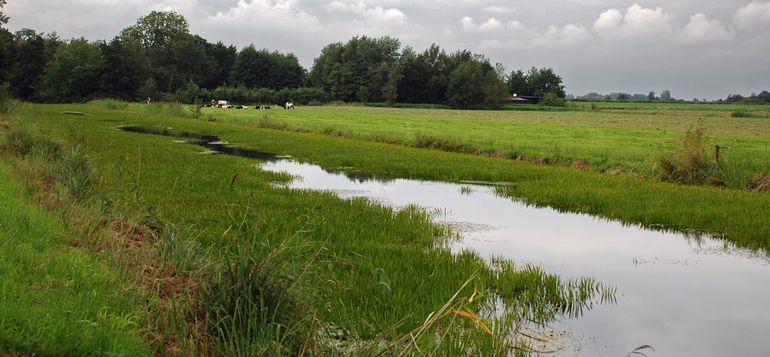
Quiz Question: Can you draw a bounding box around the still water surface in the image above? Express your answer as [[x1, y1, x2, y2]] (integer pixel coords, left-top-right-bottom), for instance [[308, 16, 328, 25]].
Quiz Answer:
[[260, 160, 770, 357], [120, 127, 770, 356]]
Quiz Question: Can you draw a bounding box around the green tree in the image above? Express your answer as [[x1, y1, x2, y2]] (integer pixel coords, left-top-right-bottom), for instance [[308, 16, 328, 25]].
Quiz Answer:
[[10, 29, 47, 100], [232, 46, 305, 90], [648, 91, 657, 101], [383, 63, 402, 106], [525, 67, 565, 97], [446, 59, 504, 109], [99, 37, 151, 99], [0, 0, 8, 26], [309, 36, 400, 102], [120, 11, 189, 53], [506, 69, 527, 96], [202, 41, 237, 89], [137, 78, 159, 100], [660, 89, 672, 101], [39, 38, 104, 102]]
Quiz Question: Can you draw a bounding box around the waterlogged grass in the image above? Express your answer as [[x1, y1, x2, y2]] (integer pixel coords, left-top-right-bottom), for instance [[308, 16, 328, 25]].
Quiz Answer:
[[59, 102, 770, 247], [199, 103, 770, 189], [2, 104, 616, 354], [0, 162, 149, 355]]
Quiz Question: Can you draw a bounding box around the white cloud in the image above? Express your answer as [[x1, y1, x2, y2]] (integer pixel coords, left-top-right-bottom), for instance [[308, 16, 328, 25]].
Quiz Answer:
[[483, 5, 516, 15], [734, 1, 770, 29], [676, 13, 734, 44], [592, 4, 672, 42], [461, 16, 502, 32], [531, 24, 593, 48]]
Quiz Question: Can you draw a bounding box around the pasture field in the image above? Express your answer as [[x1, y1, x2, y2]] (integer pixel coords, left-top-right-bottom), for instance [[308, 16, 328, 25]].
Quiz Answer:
[[2, 102, 769, 355], [1, 103, 615, 355], [200, 102, 770, 189]]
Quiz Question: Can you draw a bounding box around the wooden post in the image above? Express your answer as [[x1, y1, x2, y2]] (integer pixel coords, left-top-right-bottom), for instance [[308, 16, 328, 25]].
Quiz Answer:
[[715, 145, 720, 163]]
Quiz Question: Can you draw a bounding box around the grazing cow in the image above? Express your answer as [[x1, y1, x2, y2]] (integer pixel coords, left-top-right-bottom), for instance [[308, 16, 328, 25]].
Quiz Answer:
[[216, 100, 229, 108], [284, 102, 295, 109]]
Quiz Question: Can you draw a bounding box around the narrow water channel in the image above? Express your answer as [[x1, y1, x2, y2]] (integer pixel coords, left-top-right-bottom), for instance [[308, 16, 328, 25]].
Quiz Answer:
[[122, 127, 770, 356]]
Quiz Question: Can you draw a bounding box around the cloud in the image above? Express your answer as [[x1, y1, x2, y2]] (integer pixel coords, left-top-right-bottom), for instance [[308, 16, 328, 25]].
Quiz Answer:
[[592, 4, 672, 42], [676, 13, 734, 44], [326, 1, 411, 37], [461, 16, 502, 32], [734, 1, 770, 30], [531, 24, 593, 48], [483, 5, 516, 15]]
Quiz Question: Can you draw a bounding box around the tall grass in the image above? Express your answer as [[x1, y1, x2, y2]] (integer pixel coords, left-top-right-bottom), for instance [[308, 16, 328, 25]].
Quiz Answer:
[[657, 125, 724, 186], [89, 98, 130, 110], [202, 235, 320, 356]]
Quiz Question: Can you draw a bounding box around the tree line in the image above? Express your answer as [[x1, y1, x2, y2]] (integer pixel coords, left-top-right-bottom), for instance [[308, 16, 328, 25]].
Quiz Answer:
[[0, 9, 564, 108]]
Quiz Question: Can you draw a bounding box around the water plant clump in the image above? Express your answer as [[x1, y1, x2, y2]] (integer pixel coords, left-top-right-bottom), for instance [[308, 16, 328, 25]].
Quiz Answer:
[[657, 125, 724, 186]]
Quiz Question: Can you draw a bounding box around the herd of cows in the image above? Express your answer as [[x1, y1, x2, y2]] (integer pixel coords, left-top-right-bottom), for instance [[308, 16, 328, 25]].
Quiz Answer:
[[205, 100, 295, 110]]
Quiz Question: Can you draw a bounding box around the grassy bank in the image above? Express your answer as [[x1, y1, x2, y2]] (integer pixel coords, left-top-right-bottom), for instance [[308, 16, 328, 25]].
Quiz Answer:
[[194, 103, 770, 189], [2, 104, 617, 355], [0, 161, 149, 355]]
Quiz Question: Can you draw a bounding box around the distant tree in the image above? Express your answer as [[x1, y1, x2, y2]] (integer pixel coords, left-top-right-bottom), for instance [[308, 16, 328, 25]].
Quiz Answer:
[[0, 28, 14, 84], [98, 37, 151, 99], [232, 45, 305, 90], [648, 91, 657, 101], [202, 41, 237, 89], [0, 0, 8, 26], [120, 11, 199, 92], [447, 59, 506, 109], [660, 89, 672, 101], [506, 69, 527, 96], [309, 36, 400, 102], [137, 78, 159, 100], [39, 38, 104, 102], [617, 93, 629, 101], [120, 11, 189, 53], [505, 67, 565, 98], [525, 67, 565, 97], [10, 29, 47, 100], [757, 90, 770, 103], [383, 63, 402, 106]]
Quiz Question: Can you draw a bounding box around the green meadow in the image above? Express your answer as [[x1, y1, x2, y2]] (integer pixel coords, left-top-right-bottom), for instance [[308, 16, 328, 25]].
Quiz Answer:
[[1, 101, 768, 355], [201, 103, 770, 188]]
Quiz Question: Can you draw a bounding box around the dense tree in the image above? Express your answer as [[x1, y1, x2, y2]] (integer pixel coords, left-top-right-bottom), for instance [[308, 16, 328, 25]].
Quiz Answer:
[[506, 70, 527, 96], [120, 11, 204, 92], [201, 41, 237, 89], [648, 91, 657, 101], [660, 89, 672, 101], [39, 38, 104, 102], [0, 28, 14, 84], [525, 67, 565, 97], [310, 36, 400, 102], [10, 29, 47, 100], [232, 46, 305, 90], [99, 37, 151, 99], [505, 67, 565, 98], [0, 0, 8, 26], [120, 11, 189, 53], [1, 10, 573, 108], [446, 58, 506, 109]]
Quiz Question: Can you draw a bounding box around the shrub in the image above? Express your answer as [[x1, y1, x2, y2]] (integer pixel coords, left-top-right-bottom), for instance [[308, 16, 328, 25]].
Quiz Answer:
[[58, 147, 95, 200], [201, 237, 317, 355], [1, 125, 62, 160], [657, 126, 724, 186], [539, 92, 567, 107]]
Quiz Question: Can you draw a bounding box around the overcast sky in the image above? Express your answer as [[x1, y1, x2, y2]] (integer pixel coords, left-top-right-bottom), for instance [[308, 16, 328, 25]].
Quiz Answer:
[[5, 0, 770, 99]]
